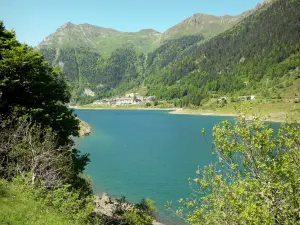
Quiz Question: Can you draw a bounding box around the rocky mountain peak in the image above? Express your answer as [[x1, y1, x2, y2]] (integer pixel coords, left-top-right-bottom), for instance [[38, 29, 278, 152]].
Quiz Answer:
[[59, 22, 75, 30], [190, 13, 203, 25]]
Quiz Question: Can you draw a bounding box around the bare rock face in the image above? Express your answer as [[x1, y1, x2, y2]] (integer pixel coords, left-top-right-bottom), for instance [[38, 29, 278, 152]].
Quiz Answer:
[[94, 193, 117, 217], [59, 22, 75, 30], [190, 14, 203, 25]]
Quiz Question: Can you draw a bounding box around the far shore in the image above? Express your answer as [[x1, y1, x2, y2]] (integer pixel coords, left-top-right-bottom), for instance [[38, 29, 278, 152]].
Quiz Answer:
[[70, 105, 295, 123], [69, 105, 177, 111]]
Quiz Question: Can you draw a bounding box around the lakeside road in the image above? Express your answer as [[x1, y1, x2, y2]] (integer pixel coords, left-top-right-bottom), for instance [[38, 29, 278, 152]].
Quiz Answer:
[[70, 106, 298, 123]]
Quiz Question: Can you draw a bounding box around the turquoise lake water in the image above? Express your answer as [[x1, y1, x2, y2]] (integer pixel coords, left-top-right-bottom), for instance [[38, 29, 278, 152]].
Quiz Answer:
[[74, 109, 234, 224]]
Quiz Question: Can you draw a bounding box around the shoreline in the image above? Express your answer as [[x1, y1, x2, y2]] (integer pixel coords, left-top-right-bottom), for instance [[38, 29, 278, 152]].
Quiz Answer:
[[70, 106, 176, 111], [71, 106, 290, 123], [169, 108, 286, 123], [78, 119, 92, 137], [169, 108, 237, 117]]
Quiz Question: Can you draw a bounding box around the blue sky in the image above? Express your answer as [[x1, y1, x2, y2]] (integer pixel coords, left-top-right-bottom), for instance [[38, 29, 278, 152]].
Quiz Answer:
[[1, 0, 262, 46]]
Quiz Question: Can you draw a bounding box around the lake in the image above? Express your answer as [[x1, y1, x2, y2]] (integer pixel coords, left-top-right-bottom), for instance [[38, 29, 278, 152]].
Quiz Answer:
[[74, 109, 234, 224]]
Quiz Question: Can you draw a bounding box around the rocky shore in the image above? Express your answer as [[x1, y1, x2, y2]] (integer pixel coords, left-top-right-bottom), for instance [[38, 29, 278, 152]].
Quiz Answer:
[[94, 193, 165, 225], [78, 119, 91, 137]]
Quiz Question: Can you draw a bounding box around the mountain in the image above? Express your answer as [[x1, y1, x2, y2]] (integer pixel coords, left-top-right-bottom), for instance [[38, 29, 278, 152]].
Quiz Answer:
[[37, 0, 298, 105], [37, 2, 262, 57], [161, 12, 247, 42], [40, 44, 145, 104], [37, 10, 252, 56], [145, 0, 300, 106], [37, 23, 161, 57]]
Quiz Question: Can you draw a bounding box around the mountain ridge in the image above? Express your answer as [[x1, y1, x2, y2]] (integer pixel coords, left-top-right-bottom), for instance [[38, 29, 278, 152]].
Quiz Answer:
[[37, 7, 257, 56]]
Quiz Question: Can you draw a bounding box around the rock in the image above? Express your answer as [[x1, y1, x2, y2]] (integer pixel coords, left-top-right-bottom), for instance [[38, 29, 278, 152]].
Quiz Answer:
[[78, 119, 91, 137], [94, 193, 116, 217], [94, 193, 166, 225]]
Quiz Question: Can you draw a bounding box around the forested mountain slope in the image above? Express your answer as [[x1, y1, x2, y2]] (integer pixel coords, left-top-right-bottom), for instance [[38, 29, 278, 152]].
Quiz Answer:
[[40, 45, 145, 103], [145, 0, 300, 106], [37, 0, 299, 105], [37, 5, 262, 103]]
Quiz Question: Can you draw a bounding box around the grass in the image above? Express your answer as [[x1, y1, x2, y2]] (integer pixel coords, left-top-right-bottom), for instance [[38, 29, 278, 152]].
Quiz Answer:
[[176, 100, 300, 122], [0, 180, 70, 225]]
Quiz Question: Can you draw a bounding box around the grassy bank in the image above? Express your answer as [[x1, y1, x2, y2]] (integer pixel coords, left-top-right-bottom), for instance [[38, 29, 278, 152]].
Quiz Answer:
[[171, 101, 300, 122], [0, 179, 75, 224]]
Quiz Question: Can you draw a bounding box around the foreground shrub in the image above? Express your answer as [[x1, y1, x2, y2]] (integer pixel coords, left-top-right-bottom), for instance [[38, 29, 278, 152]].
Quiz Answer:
[[170, 112, 300, 224]]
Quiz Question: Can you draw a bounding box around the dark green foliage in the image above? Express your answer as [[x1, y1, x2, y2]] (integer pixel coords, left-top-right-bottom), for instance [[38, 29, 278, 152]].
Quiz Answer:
[[146, 35, 204, 74], [93, 46, 145, 94], [0, 21, 89, 189], [40, 47, 102, 92], [0, 22, 79, 144], [0, 21, 98, 224], [41, 44, 145, 102]]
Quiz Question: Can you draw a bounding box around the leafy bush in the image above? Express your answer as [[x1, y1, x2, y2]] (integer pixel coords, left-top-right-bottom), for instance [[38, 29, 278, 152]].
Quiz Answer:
[[170, 111, 300, 224], [110, 197, 156, 225], [121, 208, 153, 225]]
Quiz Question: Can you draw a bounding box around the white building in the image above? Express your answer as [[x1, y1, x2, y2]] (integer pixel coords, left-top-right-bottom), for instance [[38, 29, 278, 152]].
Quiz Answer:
[[116, 98, 134, 105]]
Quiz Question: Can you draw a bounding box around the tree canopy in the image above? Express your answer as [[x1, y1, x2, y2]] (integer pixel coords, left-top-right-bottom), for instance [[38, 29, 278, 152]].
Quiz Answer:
[[0, 21, 89, 187], [0, 21, 79, 144]]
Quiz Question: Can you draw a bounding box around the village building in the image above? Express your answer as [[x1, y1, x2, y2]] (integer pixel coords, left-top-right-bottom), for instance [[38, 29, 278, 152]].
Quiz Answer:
[[93, 96, 155, 106]]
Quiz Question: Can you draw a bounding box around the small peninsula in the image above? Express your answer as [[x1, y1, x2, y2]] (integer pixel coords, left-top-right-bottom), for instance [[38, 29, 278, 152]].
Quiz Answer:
[[78, 119, 91, 137]]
